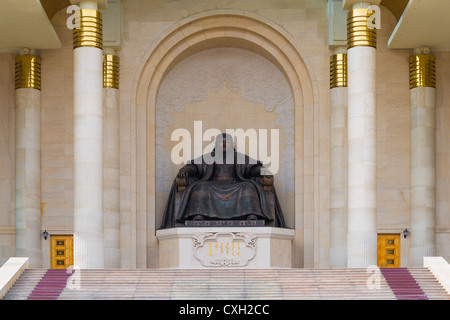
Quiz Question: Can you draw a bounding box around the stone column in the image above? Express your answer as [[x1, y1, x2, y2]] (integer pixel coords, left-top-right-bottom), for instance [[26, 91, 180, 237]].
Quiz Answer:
[[330, 49, 348, 268], [409, 49, 436, 267], [346, 3, 377, 267], [103, 49, 120, 268], [15, 48, 42, 267], [73, 2, 104, 268]]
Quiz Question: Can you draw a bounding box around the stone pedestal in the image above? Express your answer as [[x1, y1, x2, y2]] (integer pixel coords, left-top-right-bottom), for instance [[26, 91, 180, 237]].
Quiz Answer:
[[156, 227, 295, 269]]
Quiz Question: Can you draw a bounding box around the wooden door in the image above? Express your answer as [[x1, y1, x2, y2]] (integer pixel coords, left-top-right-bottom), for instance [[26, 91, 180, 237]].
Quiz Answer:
[[50, 235, 74, 269], [377, 234, 400, 268]]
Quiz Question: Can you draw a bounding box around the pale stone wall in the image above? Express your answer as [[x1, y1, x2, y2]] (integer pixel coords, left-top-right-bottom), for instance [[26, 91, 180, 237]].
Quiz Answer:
[[0, 53, 16, 266], [0, 1, 449, 267], [375, 7, 412, 265], [435, 51, 450, 262], [39, 11, 75, 269]]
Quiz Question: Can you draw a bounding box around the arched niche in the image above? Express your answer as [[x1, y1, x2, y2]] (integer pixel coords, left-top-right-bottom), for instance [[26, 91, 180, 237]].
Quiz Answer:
[[129, 10, 319, 268]]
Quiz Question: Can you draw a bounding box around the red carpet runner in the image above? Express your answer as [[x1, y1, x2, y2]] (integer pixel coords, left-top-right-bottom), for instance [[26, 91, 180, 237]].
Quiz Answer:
[[380, 267, 428, 300], [27, 269, 74, 300]]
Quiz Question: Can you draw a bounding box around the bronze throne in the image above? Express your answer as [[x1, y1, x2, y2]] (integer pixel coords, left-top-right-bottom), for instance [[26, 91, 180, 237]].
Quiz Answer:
[[174, 173, 277, 227], [159, 133, 287, 229]]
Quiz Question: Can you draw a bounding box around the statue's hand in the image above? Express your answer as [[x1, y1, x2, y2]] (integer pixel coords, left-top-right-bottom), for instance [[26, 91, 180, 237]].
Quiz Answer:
[[176, 170, 189, 186], [177, 170, 189, 179], [260, 175, 274, 186]]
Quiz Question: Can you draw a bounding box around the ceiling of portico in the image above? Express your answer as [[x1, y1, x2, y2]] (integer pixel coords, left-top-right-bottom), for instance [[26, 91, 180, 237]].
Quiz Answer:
[[380, 0, 409, 21], [0, 0, 63, 53], [387, 0, 450, 50], [342, 0, 450, 51], [1, 0, 449, 53], [0, 0, 109, 53], [40, 0, 71, 21]]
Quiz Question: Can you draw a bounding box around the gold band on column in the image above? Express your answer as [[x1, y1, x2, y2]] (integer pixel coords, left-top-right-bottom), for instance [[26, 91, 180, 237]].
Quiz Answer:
[[347, 8, 377, 49], [409, 54, 436, 89], [15, 55, 41, 90], [330, 54, 347, 89], [103, 54, 120, 89], [73, 9, 103, 49]]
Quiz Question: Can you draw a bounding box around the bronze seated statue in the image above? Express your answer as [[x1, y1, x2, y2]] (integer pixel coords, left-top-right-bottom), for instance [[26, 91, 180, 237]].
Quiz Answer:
[[159, 133, 287, 229]]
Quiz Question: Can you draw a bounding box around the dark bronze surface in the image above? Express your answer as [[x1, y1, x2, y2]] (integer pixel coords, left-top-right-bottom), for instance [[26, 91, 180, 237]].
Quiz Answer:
[[159, 133, 288, 229]]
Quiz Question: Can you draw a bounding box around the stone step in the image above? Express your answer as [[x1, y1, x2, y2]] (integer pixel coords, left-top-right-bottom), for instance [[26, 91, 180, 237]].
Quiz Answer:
[[408, 268, 450, 300], [3, 267, 450, 300]]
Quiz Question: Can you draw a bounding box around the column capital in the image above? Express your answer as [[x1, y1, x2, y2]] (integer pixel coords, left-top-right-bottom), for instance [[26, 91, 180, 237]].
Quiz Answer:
[[70, 0, 108, 10], [342, 0, 381, 10], [103, 53, 120, 89], [15, 52, 41, 90], [414, 47, 431, 55], [73, 8, 103, 49], [409, 53, 436, 89], [334, 46, 348, 55], [347, 7, 377, 49], [330, 53, 347, 89], [19, 47, 36, 56]]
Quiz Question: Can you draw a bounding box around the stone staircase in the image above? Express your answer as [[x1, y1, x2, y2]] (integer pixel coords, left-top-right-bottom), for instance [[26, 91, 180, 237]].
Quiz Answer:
[[3, 268, 450, 300]]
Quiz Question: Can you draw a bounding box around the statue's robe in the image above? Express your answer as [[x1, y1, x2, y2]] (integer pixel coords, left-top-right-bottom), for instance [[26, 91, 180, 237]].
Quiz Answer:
[[159, 151, 287, 229]]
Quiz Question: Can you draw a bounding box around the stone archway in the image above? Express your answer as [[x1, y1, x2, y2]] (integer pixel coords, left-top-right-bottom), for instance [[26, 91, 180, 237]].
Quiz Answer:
[[129, 10, 319, 268]]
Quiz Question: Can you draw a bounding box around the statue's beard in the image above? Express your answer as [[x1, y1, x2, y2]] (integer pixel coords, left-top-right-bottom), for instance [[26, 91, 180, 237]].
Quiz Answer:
[[213, 147, 234, 164]]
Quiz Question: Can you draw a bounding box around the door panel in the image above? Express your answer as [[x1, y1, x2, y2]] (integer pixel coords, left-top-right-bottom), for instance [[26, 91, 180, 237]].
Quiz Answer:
[[50, 235, 74, 269], [377, 234, 400, 268]]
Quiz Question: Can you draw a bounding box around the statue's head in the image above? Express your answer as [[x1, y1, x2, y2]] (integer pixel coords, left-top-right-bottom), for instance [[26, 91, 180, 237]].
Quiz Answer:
[[212, 133, 235, 164], [215, 133, 234, 152]]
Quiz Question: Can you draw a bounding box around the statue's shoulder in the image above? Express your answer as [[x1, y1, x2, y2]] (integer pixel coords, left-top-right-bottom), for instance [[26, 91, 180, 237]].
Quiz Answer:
[[235, 152, 260, 165]]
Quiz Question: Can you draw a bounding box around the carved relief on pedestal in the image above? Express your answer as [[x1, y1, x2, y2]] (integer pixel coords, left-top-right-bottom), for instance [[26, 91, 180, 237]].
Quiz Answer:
[[192, 232, 257, 267]]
